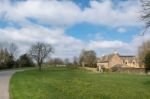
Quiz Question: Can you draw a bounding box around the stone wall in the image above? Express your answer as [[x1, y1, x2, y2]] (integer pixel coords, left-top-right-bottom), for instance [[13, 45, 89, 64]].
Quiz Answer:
[[112, 67, 146, 74]]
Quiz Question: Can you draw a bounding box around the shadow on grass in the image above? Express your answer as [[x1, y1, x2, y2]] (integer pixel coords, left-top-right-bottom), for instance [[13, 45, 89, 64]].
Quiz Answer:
[[143, 80, 150, 85]]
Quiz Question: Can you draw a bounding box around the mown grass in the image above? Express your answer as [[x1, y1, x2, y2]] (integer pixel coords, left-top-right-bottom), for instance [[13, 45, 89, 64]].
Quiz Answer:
[[10, 67, 150, 99]]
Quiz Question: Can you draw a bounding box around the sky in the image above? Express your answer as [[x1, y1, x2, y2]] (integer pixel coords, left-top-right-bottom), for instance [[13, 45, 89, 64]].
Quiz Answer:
[[0, 0, 150, 59]]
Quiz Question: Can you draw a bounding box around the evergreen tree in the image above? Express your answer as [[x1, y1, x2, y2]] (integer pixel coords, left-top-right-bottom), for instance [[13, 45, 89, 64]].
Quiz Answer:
[[18, 54, 34, 67]]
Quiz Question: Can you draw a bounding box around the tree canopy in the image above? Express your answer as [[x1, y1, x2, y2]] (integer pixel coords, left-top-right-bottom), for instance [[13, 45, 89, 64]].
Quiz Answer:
[[79, 50, 97, 67], [29, 42, 53, 70]]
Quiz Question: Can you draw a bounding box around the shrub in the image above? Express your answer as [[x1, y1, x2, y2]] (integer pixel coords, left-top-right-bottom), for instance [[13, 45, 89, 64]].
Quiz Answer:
[[18, 54, 34, 67], [102, 68, 111, 72], [111, 67, 121, 72], [6, 55, 15, 68], [144, 51, 150, 72]]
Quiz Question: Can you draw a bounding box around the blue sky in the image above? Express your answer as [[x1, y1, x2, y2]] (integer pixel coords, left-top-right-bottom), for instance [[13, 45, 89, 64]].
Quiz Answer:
[[66, 23, 141, 42], [0, 0, 149, 59]]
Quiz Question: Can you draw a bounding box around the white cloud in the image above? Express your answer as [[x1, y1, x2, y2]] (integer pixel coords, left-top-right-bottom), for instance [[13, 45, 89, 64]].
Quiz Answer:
[[83, 0, 142, 27], [0, 23, 149, 58], [0, 0, 142, 27], [87, 30, 150, 56], [1, 0, 82, 26], [88, 40, 128, 49], [128, 31, 150, 52], [0, 24, 84, 58]]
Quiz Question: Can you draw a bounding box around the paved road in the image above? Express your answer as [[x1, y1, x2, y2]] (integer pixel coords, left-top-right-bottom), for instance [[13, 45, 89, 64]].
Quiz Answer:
[[0, 70, 23, 99]]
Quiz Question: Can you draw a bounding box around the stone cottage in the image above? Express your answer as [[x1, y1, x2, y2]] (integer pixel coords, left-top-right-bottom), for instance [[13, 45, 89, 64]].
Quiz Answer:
[[97, 51, 139, 70]]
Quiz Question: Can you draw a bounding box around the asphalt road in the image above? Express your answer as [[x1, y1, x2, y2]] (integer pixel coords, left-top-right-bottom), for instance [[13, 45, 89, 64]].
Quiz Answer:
[[0, 70, 24, 99]]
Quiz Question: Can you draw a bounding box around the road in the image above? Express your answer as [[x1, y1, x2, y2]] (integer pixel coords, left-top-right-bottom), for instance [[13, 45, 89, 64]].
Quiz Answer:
[[0, 70, 23, 99]]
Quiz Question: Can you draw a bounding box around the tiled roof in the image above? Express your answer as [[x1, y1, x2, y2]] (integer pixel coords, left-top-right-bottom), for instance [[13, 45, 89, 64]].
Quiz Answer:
[[120, 55, 137, 63], [97, 53, 137, 63]]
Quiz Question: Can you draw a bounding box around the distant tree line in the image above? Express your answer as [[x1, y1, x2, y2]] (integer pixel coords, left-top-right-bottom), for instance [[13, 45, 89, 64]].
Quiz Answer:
[[47, 56, 80, 67], [0, 40, 98, 71], [0, 40, 150, 72], [0, 43, 34, 69]]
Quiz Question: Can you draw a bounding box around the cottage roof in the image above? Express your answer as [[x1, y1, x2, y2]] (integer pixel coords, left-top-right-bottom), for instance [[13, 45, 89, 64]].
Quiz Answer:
[[97, 53, 137, 63], [120, 55, 137, 63]]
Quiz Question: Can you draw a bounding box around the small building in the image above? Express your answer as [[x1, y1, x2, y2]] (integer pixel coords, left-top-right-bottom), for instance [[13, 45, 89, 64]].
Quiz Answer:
[[97, 51, 139, 69]]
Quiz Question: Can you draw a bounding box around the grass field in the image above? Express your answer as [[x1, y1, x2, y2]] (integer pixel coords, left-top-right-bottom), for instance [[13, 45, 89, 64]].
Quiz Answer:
[[10, 67, 150, 99]]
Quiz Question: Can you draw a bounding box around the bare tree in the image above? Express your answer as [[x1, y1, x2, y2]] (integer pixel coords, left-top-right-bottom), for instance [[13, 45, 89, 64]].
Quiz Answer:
[[141, 0, 150, 34], [29, 42, 53, 71], [0, 42, 16, 69], [8, 43, 18, 57], [73, 56, 79, 66], [0, 42, 17, 57], [48, 58, 64, 66]]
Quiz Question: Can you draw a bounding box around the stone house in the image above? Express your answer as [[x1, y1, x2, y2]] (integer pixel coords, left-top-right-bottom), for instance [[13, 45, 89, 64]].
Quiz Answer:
[[97, 52, 139, 69]]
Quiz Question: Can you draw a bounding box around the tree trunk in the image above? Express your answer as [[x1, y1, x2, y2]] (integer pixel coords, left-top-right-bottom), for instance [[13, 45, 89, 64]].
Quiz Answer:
[[38, 63, 42, 71]]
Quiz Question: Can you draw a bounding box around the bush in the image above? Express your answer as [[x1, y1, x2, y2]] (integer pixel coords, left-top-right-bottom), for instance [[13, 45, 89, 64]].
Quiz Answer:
[[102, 68, 111, 72], [6, 55, 15, 68], [144, 51, 150, 72], [111, 65, 122, 72], [18, 54, 34, 67]]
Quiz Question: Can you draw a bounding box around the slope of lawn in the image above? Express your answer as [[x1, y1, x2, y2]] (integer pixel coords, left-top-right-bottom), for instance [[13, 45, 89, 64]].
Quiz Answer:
[[10, 67, 150, 99]]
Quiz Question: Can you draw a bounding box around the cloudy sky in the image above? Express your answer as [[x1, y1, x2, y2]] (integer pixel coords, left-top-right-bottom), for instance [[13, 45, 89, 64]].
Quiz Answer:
[[0, 0, 149, 59]]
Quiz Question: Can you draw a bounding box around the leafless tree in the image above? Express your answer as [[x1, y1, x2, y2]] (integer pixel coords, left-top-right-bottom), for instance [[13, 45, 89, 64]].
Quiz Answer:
[[8, 43, 18, 57], [73, 56, 79, 66], [0, 42, 17, 57], [54, 58, 64, 65], [141, 0, 150, 35], [0, 42, 16, 68], [29, 42, 53, 71], [48, 58, 64, 66]]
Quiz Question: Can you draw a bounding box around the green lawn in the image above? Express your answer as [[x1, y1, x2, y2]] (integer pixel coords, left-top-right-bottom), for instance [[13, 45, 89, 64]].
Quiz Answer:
[[10, 67, 150, 99]]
